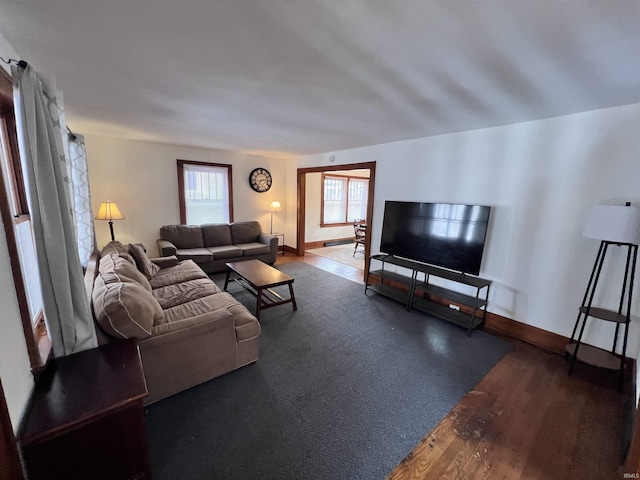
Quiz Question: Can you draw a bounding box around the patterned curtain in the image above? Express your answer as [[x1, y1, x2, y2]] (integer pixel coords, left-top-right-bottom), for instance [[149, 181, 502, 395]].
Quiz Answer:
[[67, 134, 96, 265], [12, 64, 97, 357]]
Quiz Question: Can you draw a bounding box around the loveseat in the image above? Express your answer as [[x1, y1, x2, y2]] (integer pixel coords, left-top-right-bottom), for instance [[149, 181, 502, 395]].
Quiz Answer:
[[85, 241, 260, 405], [157, 221, 278, 274]]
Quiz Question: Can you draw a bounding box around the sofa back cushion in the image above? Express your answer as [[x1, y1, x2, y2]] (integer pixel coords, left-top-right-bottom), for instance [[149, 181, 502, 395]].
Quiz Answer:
[[201, 223, 233, 247], [230, 221, 262, 245], [99, 254, 152, 292], [100, 240, 135, 265], [129, 243, 161, 279], [159, 225, 204, 249], [92, 275, 163, 340]]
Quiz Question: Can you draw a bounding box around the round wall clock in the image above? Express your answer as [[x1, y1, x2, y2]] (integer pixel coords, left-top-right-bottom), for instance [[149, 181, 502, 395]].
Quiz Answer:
[[249, 168, 273, 192]]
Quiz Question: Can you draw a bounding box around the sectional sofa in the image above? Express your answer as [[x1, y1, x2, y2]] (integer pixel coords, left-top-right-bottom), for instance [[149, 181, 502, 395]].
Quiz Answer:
[[85, 241, 260, 405]]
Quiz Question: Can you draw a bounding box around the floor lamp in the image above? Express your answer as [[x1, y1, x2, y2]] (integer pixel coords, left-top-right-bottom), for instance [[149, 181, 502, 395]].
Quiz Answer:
[[567, 203, 640, 390], [269, 201, 282, 234], [95, 201, 124, 242]]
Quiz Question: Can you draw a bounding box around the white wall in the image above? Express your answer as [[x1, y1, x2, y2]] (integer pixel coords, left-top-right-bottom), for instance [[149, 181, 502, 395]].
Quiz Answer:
[[0, 31, 34, 431], [297, 103, 640, 357], [0, 224, 34, 431], [85, 135, 293, 256]]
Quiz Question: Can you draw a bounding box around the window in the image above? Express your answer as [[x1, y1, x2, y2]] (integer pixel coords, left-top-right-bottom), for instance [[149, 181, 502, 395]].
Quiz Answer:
[[177, 160, 233, 224], [0, 67, 48, 370], [321, 174, 369, 225]]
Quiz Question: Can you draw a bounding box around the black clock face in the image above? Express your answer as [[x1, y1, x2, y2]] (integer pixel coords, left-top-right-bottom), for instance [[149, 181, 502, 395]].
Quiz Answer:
[[249, 168, 272, 192]]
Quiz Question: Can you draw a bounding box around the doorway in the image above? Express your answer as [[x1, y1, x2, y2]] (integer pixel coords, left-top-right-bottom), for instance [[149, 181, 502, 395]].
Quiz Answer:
[[296, 162, 376, 277]]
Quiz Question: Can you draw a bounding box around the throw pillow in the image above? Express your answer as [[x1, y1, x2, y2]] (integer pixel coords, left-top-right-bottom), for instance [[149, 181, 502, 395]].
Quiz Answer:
[[129, 243, 161, 279], [92, 275, 162, 339]]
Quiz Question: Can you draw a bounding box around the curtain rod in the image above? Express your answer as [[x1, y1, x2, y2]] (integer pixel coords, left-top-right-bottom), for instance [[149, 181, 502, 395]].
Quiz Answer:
[[0, 56, 28, 68], [66, 126, 77, 141], [2, 56, 77, 139]]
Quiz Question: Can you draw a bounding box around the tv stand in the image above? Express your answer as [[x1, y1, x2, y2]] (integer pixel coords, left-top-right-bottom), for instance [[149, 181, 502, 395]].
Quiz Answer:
[[365, 254, 491, 335]]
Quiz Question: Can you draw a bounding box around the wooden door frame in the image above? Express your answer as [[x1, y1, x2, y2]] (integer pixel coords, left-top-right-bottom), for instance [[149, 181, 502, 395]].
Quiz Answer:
[[296, 161, 376, 267], [0, 378, 24, 480]]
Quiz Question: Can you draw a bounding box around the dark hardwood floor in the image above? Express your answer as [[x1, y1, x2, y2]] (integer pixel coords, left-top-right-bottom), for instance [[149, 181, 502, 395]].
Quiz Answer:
[[276, 252, 629, 479]]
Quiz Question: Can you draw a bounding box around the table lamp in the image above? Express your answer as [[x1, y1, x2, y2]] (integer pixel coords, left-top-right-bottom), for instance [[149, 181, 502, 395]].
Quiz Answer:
[[95, 201, 124, 241]]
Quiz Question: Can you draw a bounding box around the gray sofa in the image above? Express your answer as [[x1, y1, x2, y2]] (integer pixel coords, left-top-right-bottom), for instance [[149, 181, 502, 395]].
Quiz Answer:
[[157, 221, 277, 273], [86, 241, 260, 405]]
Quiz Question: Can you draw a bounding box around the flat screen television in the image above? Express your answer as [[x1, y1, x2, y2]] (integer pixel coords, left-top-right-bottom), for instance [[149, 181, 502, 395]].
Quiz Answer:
[[380, 201, 491, 275]]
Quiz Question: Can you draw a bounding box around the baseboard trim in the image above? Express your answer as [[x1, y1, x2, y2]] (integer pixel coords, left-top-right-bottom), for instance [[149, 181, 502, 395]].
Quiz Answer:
[[422, 293, 568, 354], [283, 245, 296, 255], [482, 311, 569, 354], [305, 237, 354, 250], [623, 360, 638, 467], [367, 275, 569, 354]]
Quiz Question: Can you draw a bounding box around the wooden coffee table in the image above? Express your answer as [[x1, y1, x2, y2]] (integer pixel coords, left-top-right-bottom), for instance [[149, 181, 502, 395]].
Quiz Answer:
[[224, 260, 297, 321]]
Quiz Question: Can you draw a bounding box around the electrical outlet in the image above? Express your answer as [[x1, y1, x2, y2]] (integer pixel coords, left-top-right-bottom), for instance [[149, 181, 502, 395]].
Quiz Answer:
[[449, 304, 460, 311]]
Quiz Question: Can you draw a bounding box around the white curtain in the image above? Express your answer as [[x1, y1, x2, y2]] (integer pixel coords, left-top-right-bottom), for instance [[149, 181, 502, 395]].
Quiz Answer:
[[67, 133, 96, 265], [12, 64, 97, 357]]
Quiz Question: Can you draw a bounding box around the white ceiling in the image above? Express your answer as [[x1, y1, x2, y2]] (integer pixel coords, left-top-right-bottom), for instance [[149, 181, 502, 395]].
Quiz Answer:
[[1, 1, 640, 158]]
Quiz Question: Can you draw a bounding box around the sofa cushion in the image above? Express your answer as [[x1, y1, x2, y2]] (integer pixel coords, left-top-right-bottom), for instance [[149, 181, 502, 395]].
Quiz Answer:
[[99, 254, 152, 292], [152, 278, 222, 309], [149, 260, 209, 289], [202, 224, 233, 247], [100, 241, 135, 265], [207, 245, 243, 259], [175, 248, 214, 264], [161, 292, 259, 341], [159, 225, 205, 249], [161, 296, 218, 324], [129, 243, 161, 279], [150, 308, 233, 336], [92, 275, 164, 339], [237, 242, 271, 256], [230, 221, 262, 245]]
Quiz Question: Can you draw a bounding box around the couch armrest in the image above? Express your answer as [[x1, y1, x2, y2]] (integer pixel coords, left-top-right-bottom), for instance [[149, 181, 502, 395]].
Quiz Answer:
[[138, 308, 238, 404], [157, 239, 177, 257], [258, 233, 278, 250], [150, 255, 179, 269]]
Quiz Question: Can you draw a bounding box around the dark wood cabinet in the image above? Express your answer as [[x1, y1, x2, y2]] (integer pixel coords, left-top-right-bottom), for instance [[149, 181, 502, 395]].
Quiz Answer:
[[18, 339, 151, 480]]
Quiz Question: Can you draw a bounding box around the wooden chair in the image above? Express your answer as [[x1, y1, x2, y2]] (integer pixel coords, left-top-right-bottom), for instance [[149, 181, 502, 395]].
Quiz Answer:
[[353, 223, 366, 257]]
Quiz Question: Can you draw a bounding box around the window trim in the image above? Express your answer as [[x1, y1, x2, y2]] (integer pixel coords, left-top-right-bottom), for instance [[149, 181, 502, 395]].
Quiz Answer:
[[0, 85, 27, 216], [0, 67, 50, 373], [320, 173, 369, 227], [177, 159, 234, 225]]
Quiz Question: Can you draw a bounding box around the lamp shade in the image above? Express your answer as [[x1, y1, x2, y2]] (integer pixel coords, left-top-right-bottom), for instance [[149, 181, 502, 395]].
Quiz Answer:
[[582, 205, 640, 244], [95, 201, 124, 221], [269, 201, 282, 212]]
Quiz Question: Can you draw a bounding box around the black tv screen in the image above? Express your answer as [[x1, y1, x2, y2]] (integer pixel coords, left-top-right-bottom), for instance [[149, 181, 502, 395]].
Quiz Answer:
[[380, 201, 491, 275]]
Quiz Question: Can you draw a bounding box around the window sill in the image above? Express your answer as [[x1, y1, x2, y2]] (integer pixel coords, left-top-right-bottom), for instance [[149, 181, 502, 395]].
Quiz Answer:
[[32, 318, 52, 380], [320, 222, 353, 228], [13, 214, 30, 225]]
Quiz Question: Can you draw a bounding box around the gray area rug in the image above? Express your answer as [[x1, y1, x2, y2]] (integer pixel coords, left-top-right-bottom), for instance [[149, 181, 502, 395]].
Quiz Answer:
[[146, 262, 511, 479]]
